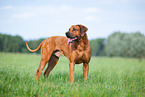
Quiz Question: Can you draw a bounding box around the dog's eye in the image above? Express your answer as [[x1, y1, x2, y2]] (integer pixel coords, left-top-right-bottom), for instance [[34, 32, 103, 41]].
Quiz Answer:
[[73, 28, 77, 31]]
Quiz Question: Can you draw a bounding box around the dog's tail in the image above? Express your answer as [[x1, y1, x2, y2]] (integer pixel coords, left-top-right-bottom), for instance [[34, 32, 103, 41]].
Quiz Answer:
[[25, 41, 43, 52]]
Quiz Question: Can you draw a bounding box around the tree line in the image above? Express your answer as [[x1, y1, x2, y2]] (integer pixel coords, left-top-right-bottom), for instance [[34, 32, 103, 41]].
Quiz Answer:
[[0, 32, 145, 58], [0, 33, 45, 53], [90, 32, 145, 58]]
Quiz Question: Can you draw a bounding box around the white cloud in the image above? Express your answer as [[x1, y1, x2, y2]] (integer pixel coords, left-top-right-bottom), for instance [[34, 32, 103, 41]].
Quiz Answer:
[[12, 12, 35, 19], [0, 5, 14, 10], [85, 15, 98, 21], [85, 8, 99, 13], [60, 5, 73, 11]]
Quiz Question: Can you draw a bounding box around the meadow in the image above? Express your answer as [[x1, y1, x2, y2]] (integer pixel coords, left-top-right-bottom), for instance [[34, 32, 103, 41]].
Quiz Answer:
[[0, 53, 144, 97]]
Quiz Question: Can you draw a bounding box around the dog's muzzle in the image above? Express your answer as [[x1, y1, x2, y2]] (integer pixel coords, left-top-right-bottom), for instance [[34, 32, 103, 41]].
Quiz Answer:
[[65, 32, 78, 45], [65, 32, 73, 39], [65, 32, 78, 39]]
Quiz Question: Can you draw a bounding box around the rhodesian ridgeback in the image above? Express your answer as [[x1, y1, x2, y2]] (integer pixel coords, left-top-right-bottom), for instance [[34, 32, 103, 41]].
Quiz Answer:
[[25, 24, 91, 83]]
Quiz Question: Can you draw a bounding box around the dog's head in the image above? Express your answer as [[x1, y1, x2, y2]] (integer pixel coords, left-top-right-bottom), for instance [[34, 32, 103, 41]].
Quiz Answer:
[[65, 24, 88, 43]]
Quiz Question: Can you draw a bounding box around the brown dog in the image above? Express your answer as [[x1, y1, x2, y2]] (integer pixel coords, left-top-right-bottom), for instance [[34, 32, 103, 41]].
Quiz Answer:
[[25, 24, 91, 83]]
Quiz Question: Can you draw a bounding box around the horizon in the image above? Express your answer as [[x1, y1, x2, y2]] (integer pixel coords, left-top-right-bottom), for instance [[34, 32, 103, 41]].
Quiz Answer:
[[0, 31, 144, 41]]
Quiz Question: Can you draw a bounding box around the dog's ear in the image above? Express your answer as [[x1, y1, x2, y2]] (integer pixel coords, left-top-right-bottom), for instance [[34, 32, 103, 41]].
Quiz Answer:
[[78, 25, 88, 37]]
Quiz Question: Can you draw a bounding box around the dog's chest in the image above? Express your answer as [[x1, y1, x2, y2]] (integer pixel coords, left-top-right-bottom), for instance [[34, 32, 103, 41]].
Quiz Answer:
[[70, 41, 90, 64], [75, 42, 87, 58], [75, 50, 87, 64], [77, 42, 85, 51]]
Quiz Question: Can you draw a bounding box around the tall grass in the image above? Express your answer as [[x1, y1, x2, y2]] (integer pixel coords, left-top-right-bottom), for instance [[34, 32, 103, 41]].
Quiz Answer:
[[0, 53, 144, 97]]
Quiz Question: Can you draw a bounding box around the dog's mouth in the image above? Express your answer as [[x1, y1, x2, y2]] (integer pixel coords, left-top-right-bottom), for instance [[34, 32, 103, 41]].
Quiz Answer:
[[65, 32, 78, 45]]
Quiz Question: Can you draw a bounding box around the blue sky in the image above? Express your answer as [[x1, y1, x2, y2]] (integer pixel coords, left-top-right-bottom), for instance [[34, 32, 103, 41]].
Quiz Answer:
[[0, 0, 145, 40]]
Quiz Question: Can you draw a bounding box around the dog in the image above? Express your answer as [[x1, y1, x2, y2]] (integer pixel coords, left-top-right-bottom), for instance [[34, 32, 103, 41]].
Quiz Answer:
[[25, 24, 91, 83]]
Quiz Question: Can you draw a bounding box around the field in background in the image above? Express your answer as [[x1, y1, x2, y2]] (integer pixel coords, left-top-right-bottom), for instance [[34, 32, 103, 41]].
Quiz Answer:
[[0, 53, 144, 97]]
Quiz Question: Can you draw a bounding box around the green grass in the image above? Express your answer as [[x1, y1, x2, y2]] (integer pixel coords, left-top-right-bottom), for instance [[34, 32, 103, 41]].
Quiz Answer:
[[0, 53, 144, 97]]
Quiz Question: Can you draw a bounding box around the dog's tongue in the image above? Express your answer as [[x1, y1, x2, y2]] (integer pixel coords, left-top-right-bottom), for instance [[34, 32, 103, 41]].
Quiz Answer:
[[67, 37, 77, 45]]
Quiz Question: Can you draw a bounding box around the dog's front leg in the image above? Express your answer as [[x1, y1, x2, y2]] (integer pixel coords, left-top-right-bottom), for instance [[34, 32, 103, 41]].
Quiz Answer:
[[83, 63, 89, 81], [69, 62, 75, 83]]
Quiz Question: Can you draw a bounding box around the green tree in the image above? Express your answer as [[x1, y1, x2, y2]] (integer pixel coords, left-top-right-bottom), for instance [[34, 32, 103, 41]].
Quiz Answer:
[[90, 38, 105, 56], [0, 34, 24, 53], [105, 32, 145, 58]]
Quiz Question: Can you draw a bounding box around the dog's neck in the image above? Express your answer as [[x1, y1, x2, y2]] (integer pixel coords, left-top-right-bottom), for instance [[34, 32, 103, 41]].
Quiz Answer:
[[71, 34, 89, 50], [78, 34, 89, 45], [68, 34, 90, 52]]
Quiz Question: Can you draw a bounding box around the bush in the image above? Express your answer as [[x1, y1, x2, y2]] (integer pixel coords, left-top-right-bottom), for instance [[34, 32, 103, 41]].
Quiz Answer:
[[105, 32, 145, 58], [90, 38, 105, 56]]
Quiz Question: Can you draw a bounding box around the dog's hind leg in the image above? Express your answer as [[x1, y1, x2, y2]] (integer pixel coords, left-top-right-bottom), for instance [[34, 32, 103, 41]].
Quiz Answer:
[[43, 54, 59, 77], [36, 57, 49, 80], [36, 43, 54, 80]]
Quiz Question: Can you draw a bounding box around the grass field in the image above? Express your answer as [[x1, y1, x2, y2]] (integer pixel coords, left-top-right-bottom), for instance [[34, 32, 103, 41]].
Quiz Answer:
[[0, 53, 144, 97]]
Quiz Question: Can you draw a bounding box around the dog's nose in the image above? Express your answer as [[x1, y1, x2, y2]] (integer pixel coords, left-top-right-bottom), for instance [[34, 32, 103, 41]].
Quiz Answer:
[[65, 31, 69, 34], [65, 31, 69, 37], [65, 32, 73, 39]]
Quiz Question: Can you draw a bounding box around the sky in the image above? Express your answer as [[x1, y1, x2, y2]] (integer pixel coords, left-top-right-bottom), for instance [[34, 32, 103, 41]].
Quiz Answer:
[[0, 0, 145, 40]]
